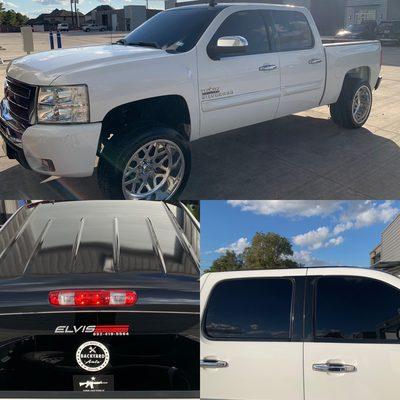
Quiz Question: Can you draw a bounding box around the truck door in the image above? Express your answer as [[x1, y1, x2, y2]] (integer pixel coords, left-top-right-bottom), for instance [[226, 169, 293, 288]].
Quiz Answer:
[[197, 9, 280, 137], [271, 9, 325, 118], [304, 272, 400, 400], [200, 271, 305, 400]]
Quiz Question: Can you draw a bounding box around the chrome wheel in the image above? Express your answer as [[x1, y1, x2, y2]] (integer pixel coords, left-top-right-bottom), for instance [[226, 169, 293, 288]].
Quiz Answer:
[[352, 85, 371, 125], [122, 139, 185, 200]]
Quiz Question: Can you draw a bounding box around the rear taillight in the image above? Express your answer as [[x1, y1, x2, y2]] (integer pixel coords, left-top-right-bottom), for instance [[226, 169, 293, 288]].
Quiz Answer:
[[49, 290, 137, 307]]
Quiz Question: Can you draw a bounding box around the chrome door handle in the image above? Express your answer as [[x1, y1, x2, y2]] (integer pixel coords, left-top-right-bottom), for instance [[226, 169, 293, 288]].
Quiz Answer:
[[308, 58, 322, 64], [313, 363, 356, 373], [200, 359, 229, 368], [259, 64, 278, 71]]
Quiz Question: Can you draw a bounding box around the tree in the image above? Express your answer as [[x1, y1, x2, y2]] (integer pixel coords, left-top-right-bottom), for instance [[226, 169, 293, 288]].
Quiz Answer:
[[242, 232, 301, 270], [0, 4, 29, 28], [206, 250, 243, 272], [2, 10, 17, 27]]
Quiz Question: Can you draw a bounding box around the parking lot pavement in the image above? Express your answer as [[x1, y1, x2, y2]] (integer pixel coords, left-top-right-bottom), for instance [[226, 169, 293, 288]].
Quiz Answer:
[[0, 42, 399, 199]]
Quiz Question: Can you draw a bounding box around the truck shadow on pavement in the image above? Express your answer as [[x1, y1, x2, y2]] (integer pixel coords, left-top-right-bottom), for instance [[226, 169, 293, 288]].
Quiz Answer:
[[183, 114, 400, 200], [1, 114, 399, 200], [0, 164, 104, 199]]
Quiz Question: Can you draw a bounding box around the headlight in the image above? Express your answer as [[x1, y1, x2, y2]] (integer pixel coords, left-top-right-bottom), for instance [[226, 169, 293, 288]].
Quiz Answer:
[[37, 85, 89, 124]]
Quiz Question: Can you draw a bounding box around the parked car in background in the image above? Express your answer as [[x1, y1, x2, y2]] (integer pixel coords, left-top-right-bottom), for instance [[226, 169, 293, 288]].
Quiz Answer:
[[0, 200, 200, 398], [82, 23, 107, 32], [201, 267, 400, 400], [377, 20, 400, 46], [335, 21, 377, 40], [57, 23, 69, 32], [1, 4, 382, 200]]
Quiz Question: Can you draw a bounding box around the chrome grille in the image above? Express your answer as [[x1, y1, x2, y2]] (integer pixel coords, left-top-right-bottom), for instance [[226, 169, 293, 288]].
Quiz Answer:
[[5, 77, 37, 128]]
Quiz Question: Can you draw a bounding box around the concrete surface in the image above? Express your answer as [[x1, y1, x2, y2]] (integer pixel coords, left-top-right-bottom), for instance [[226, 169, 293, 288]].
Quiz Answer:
[[0, 35, 399, 200]]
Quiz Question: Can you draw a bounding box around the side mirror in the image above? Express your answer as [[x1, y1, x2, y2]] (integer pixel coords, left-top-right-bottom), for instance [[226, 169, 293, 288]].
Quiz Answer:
[[208, 35, 248, 60]]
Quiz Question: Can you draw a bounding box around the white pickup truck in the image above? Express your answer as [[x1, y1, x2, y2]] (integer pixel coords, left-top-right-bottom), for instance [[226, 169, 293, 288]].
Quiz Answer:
[[201, 267, 400, 400], [1, 3, 382, 200]]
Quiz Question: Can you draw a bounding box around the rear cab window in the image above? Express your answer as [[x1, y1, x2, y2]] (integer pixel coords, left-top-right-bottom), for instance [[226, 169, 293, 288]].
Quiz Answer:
[[203, 278, 293, 340], [314, 276, 400, 342], [270, 10, 315, 51]]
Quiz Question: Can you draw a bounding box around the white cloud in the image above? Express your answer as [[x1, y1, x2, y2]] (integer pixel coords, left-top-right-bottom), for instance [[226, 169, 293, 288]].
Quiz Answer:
[[333, 221, 353, 235], [3, 1, 18, 8], [227, 200, 342, 218], [325, 236, 344, 247], [33, 0, 70, 5], [216, 237, 250, 255], [292, 226, 330, 250], [338, 201, 399, 229], [291, 250, 329, 267]]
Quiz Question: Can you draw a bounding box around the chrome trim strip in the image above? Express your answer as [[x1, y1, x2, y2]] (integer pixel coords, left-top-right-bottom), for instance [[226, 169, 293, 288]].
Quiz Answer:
[[113, 217, 120, 271], [146, 217, 167, 274], [179, 202, 200, 232], [22, 218, 53, 275], [162, 203, 200, 272], [0, 310, 199, 316], [70, 217, 85, 272]]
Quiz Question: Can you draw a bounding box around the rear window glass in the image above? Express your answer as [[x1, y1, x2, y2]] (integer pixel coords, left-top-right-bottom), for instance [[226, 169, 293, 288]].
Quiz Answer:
[[271, 10, 314, 51], [315, 276, 400, 342], [204, 278, 293, 340]]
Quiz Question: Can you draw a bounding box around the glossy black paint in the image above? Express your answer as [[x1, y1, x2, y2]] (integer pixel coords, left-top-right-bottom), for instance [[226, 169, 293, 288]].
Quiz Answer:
[[0, 201, 200, 396]]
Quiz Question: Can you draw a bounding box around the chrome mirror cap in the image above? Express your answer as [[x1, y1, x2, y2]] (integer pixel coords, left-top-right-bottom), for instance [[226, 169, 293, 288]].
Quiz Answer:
[[217, 36, 248, 48]]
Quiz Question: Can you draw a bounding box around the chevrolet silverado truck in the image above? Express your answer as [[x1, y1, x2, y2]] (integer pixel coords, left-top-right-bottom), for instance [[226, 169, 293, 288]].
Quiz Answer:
[[0, 200, 200, 399], [0, 3, 382, 200], [201, 267, 400, 400]]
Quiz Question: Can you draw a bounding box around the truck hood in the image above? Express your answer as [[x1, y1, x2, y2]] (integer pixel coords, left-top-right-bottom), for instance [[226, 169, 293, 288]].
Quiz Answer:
[[7, 44, 166, 85]]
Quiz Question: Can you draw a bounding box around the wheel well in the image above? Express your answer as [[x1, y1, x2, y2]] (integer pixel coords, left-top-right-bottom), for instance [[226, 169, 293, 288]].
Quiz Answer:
[[99, 95, 191, 148], [345, 66, 371, 83]]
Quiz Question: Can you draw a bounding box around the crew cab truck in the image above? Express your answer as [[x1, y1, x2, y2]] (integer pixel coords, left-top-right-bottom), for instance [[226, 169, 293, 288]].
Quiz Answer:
[[0, 3, 382, 200], [201, 267, 400, 400], [0, 200, 200, 399]]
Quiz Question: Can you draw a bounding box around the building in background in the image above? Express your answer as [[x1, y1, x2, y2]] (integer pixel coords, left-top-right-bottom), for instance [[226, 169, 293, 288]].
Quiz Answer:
[[345, 0, 400, 25], [27, 9, 85, 31], [371, 213, 400, 271]]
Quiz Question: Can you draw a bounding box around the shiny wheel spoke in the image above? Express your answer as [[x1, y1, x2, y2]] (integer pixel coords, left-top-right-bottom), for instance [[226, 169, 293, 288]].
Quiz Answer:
[[352, 85, 371, 125], [122, 139, 185, 200]]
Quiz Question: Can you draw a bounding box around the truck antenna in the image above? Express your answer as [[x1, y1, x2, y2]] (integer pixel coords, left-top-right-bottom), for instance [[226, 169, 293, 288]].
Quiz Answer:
[[209, 0, 217, 7]]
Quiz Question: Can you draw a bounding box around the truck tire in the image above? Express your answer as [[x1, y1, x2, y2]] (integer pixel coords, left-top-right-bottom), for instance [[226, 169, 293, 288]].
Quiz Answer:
[[97, 125, 191, 200], [330, 78, 372, 129]]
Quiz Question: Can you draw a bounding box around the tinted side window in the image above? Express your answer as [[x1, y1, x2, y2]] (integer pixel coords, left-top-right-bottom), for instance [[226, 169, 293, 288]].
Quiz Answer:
[[315, 276, 400, 342], [204, 278, 293, 340], [271, 10, 314, 51], [209, 11, 270, 57]]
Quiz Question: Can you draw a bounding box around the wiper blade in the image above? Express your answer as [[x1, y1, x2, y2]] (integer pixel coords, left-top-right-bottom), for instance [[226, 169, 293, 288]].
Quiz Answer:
[[128, 41, 160, 49]]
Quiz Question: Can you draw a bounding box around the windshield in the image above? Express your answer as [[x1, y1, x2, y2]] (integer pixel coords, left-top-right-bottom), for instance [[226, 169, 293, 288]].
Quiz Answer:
[[120, 7, 224, 53]]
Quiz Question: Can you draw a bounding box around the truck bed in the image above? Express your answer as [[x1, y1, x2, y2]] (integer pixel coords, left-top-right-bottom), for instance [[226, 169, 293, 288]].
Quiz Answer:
[[320, 40, 381, 106]]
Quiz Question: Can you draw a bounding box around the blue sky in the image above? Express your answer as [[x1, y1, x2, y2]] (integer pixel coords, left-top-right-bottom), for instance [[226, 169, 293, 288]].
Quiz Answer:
[[201, 200, 400, 270], [2, 0, 170, 18]]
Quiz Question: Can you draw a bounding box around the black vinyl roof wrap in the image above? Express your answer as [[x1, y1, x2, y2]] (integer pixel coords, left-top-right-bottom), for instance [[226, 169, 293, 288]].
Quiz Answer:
[[0, 201, 200, 281]]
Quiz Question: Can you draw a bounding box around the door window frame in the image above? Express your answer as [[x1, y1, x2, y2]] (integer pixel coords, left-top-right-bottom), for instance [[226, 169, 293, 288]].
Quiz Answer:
[[201, 276, 305, 342], [206, 9, 275, 60], [307, 274, 400, 344]]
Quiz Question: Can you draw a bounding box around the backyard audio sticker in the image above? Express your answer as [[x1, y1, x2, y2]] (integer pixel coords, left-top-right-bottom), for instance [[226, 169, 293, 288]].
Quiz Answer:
[[76, 341, 110, 372]]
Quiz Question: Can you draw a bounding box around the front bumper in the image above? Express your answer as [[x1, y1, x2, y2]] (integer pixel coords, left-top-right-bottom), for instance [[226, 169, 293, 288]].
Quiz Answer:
[[1, 100, 102, 177]]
